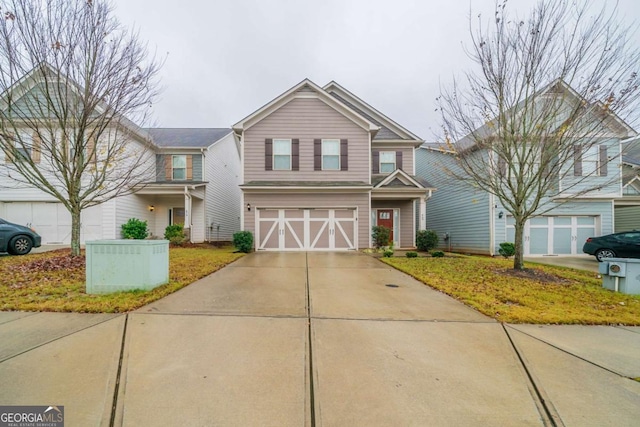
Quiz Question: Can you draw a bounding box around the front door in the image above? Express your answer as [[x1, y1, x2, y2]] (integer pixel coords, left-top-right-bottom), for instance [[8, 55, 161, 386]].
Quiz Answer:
[[377, 209, 394, 243]]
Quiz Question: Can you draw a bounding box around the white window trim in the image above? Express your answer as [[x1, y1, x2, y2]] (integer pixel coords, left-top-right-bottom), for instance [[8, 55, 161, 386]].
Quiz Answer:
[[172, 154, 187, 180], [582, 145, 601, 177], [379, 151, 396, 173], [321, 139, 340, 171], [273, 138, 292, 171]]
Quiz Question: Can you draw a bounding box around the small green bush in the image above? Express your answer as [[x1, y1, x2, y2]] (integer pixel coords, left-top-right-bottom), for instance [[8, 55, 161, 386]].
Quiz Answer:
[[164, 224, 184, 240], [383, 249, 394, 258], [431, 250, 445, 258], [121, 218, 148, 239], [416, 229, 439, 251], [233, 231, 254, 253], [499, 242, 516, 258], [169, 235, 187, 246], [406, 251, 418, 258], [372, 226, 391, 248]]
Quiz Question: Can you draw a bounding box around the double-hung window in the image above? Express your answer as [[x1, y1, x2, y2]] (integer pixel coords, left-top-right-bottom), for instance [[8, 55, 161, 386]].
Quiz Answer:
[[172, 155, 187, 180], [581, 146, 600, 176], [273, 139, 292, 170], [379, 151, 396, 173], [322, 139, 340, 170]]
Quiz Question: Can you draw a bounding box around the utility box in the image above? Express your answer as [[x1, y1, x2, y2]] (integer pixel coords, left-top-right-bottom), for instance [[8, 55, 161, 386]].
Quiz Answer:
[[86, 240, 169, 294], [599, 258, 640, 295]]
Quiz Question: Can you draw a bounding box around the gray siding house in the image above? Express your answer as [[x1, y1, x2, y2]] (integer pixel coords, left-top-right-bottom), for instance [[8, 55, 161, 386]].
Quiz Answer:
[[615, 135, 640, 232], [233, 79, 434, 251], [416, 83, 637, 257]]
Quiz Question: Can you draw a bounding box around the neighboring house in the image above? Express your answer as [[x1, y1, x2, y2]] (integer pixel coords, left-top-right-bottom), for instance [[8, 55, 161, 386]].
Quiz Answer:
[[416, 82, 637, 256], [616, 135, 640, 232], [0, 127, 241, 244], [233, 79, 434, 251], [139, 128, 241, 242], [0, 66, 241, 244]]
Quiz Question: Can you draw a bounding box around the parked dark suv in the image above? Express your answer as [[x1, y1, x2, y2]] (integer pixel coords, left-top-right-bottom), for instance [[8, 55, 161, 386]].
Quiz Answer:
[[582, 231, 640, 261], [0, 218, 42, 255]]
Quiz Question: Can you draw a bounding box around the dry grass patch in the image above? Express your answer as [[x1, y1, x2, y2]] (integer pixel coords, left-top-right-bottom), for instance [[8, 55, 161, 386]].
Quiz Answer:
[[0, 246, 243, 313], [382, 256, 640, 325]]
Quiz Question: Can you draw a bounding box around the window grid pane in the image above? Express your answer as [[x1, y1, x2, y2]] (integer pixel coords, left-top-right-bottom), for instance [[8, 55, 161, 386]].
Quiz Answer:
[[323, 155, 340, 170], [274, 155, 291, 170], [273, 140, 291, 155], [380, 163, 395, 173]]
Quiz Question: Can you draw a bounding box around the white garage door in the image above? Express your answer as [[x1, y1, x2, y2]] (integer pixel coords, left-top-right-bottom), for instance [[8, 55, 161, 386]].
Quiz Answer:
[[507, 215, 596, 255], [3, 202, 102, 244], [257, 208, 356, 251]]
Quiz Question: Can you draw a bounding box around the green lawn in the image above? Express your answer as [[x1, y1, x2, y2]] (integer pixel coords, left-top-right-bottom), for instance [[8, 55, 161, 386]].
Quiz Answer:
[[382, 255, 640, 325], [0, 246, 243, 313]]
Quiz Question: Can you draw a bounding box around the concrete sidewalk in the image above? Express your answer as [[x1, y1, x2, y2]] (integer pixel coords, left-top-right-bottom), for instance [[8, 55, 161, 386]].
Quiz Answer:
[[1, 252, 639, 426]]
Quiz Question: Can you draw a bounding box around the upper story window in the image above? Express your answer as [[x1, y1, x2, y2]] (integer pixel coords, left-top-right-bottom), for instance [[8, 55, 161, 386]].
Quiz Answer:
[[322, 139, 340, 170], [172, 155, 187, 180], [574, 144, 607, 177], [379, 151, 396, 173], [273, 139, 292, 170]]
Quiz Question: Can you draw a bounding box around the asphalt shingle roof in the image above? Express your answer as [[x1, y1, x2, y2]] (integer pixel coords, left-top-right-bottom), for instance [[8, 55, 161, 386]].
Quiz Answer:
[[328, 93, 404, 141], [145, 128, 232, 148]]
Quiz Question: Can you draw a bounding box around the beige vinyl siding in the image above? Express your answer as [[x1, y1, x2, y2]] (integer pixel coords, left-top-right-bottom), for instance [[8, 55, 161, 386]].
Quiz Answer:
[[614, 206, 640, 232], [371, 200, 415, 248], [244, 97, 370, 182], [243, 192, 370, 249]]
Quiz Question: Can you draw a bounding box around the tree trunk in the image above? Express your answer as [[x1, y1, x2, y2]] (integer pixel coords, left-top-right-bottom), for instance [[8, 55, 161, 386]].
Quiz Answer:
[[513, 218, 525, 270], [70, 207, 81, 256]]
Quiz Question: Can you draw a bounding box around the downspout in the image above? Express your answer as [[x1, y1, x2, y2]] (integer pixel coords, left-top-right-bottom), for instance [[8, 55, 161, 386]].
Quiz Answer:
[[489, 190, 496, 257], [184, 186, 193, 243]]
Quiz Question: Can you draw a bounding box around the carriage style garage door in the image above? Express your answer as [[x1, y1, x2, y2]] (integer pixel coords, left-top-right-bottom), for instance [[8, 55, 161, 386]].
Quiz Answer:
[[256, 208, 356, 251], [507, 215, 596, 255]]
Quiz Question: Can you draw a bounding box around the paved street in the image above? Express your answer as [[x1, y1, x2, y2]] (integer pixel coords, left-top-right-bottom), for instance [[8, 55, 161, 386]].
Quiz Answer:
[[1, 252, 639, 426]]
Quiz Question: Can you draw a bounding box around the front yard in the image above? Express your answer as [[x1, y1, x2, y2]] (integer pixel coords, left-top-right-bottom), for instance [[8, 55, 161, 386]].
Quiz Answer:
[[0, 246, 243, 313], [382, 255, 640, 325]]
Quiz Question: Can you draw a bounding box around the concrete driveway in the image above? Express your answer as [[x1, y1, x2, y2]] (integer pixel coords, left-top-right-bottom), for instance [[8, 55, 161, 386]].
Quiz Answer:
[[1, 252, 639, 426], [525, 255, 599, 272]]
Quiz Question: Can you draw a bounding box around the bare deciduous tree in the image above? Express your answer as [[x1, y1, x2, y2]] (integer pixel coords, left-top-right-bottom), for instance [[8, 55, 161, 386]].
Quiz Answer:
[[0, 0, 161, 255], [437, 0, 640, 269]]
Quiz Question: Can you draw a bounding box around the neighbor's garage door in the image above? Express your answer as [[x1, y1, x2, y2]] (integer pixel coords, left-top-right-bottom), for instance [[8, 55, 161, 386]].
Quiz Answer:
[[3, 202, 102, 244], [507, 215, 596, 255], [257, 208, 356, 251]]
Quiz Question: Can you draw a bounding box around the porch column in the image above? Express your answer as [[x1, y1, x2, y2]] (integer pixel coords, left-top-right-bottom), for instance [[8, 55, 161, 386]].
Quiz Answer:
[[419, 196, 426, 230]]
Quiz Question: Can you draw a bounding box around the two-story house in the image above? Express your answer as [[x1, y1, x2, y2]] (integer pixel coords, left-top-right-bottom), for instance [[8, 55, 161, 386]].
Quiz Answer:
[[0, 65, 241, 245], [416, 82, 637, 256], [233, 79, 434, 251], [616, 135, 640, 231]]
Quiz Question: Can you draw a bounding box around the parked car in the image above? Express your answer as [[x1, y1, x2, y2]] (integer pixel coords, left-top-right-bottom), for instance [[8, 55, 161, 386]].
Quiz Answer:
[[582, 231, 640, 261], [0, 218, 42, 255]]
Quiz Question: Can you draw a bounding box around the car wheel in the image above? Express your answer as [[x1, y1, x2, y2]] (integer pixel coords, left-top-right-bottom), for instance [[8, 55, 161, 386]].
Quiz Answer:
[[595, 248, 616, 262], [10, 235, 33, 255]]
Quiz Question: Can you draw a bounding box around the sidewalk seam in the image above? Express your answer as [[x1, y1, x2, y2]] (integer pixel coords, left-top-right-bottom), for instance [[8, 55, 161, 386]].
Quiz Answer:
[[502, 324, 562, 427], [506, 325, 633, 379], [0, 315, 123, 364], [109, 313, 129, 427]]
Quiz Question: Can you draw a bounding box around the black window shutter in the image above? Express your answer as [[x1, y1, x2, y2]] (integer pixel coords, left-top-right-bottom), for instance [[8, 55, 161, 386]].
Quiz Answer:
[[292, 139, 299, 171], [599, 145, 607, 176], [573, 145, 582, 176], [314, 139, 321, 171], [372, 151, 379, 174], [265, 139, 273, 171], [396, 151, 403, 170], [340, 139, 348, 171]]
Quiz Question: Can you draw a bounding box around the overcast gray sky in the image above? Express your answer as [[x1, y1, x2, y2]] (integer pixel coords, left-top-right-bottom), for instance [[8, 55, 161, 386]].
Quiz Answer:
[[112, 0, 640, 140]]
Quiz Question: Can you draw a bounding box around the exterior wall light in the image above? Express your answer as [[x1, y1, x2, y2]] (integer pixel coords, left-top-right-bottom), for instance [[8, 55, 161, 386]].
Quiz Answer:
[[246, 203, 251, 211], [148, 205, 155, 212], [498, 211, 504, 219]]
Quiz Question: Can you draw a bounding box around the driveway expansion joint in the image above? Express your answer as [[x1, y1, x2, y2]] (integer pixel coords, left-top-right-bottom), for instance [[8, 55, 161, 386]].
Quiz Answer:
[[109, 313, 129, 427]]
